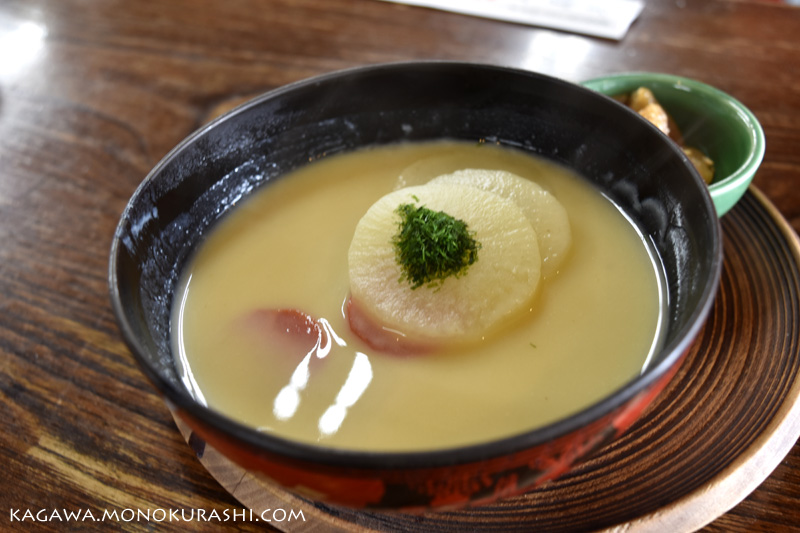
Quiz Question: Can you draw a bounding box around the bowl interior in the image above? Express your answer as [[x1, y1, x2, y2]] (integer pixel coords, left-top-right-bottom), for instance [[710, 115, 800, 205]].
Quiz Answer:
[[110, 62, 722, 466], [582, 72, 765, 216]]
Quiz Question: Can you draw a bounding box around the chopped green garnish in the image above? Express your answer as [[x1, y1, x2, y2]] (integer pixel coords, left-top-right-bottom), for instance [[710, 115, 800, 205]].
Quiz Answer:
[[392, 201, 481, 290]]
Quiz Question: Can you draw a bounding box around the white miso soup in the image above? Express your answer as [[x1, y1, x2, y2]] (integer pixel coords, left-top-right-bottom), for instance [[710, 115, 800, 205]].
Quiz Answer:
[[171, 141, 666, 451]]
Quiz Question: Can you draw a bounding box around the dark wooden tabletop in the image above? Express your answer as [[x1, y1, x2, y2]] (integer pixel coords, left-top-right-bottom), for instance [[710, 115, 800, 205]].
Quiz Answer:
[[2, 0, 799, 531]]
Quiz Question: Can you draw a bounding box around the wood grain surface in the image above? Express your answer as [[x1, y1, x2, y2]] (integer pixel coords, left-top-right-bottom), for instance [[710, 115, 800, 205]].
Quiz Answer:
[[1, 0, 799, 531]]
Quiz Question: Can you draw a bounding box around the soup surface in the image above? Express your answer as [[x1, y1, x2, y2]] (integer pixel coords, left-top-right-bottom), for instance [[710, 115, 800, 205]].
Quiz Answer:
[[172, 141, 665, 451]]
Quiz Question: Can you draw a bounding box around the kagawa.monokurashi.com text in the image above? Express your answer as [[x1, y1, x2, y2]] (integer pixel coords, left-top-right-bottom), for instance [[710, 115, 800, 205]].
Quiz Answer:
[[9, 506, 306, 525]]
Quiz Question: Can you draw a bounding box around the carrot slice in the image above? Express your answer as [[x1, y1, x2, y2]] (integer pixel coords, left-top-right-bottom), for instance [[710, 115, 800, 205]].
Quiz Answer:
[[243, 308, 321, 356], [346, 296, 433, 356]]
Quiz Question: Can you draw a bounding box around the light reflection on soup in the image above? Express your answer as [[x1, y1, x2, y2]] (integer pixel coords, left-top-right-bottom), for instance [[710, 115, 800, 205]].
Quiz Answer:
[[171, 141, 665, 451]]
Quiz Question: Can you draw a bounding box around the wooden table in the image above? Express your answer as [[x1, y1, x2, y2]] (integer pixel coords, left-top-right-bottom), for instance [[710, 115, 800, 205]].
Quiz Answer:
[[2, 0, 799, 531]]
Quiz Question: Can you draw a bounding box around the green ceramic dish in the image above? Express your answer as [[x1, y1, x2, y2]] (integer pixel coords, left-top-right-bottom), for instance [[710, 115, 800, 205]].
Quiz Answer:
[[582, 72, 765, 216]]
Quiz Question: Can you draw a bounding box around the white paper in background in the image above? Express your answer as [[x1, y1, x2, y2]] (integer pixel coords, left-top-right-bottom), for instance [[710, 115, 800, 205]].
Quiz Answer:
[[377, 0, 644, 40]]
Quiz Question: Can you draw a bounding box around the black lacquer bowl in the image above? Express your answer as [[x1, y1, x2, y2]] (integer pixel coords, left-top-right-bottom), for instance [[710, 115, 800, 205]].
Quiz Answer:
[[109, 62, 722, 511]]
